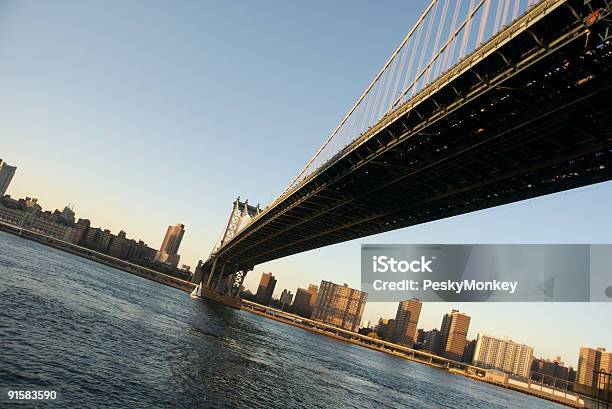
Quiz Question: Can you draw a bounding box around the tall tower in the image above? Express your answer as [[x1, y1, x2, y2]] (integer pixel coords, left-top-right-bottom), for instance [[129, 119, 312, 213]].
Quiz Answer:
[[391, 298, 422, 347], [155, 223, 185, 267], [256, 272, 277, 304], [311, 281, 367, 332], [577, 346, 609, 387], [437, 309, 471, 361], [0, 159, 17, 197]]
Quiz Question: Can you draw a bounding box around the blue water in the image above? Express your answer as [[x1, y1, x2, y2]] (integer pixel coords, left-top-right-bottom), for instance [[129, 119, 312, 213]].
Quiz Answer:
[[0, 231, 566, 408]]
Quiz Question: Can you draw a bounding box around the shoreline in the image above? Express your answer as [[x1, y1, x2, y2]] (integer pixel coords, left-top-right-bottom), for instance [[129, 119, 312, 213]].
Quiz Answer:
[[0, 223, 595, 408], [0, 221, 196, 293], [237, 301, 586, 408]]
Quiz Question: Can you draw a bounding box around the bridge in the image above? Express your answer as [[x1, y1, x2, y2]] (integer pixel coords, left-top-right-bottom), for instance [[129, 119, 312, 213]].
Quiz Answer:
[[191, 0, 612, 301]]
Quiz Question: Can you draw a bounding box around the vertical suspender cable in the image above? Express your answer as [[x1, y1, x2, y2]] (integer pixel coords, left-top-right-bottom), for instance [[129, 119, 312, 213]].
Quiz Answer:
[[477, 0, 493, 46], [426, 0, 450, 85], [460, 0, 478, 58], [441, 0, 462, 75], [413, 0, 439, 96], [281, 0, 438, 194]]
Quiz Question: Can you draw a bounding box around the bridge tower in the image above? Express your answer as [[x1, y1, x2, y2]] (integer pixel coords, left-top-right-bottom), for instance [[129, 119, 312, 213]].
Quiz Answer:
[[191, 197, 260, 306]]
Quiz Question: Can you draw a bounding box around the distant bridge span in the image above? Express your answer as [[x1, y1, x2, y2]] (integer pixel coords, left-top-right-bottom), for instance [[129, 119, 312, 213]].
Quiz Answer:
[[192, 0, 612, 297]]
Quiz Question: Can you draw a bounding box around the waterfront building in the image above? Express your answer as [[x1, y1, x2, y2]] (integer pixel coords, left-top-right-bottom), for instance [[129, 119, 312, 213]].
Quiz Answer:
[[125, 239, 155, 262], [256, 272, 277, 304], [600, 350, 612, 389], [0, 159, 17, 197], [462, 339, 477, 364], [390, 298, 422, 347], [83, 227, 102, 248], [376, 318, 390, 339], [59, 205, 76, 224], [30, 216, 74, 240], [280, 289, 293, 307], [108, 230, 129, 259], [292, 284, 318, 317], [577, 347, 610, 388], [0, 206, 21, 224], [20, 197, 41, 213], [472, 334, 534, 378], [311, 281, 367, 332], [98, 229, 113, 253], [384, 319, 396, 341], [437, 310, 471, 361], [154, 223, 185, 267], [72, 218, 91, 244], [531, 356, 576, 386], [422, 329, 440, 353]]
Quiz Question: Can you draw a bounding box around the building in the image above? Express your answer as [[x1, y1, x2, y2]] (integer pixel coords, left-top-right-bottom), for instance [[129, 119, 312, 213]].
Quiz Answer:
[[472, 334, 534, 378], [155, 223, 185, 267], [376, 318, 391, 339], [421, 329, 440, 353], [126, 239, 156, 262], [600, 350, 612, 389], [0, 206, 22, 225], [83, 227, 102, 248], [255, 272, 277, 304], [577, 347, 611, 388], [108, 230, 129, 259], [311, 281, 367, 332], [30, 216, 74, 241], [0, 159, 17, 197], [98, 229, 113, 253], [437, 309, 471, 361], [531, 356, 576, 386], [280, 289, 293, 307], [59, 205, 76, 224], [390, 298, 422, 346], [463, 339, 477, 364], [72, 218, 91, 244], [292, 284, 318, 317]]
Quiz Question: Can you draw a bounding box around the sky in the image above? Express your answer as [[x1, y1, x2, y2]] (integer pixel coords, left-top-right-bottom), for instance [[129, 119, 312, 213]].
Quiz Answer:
[[0, 0, 610, 368]]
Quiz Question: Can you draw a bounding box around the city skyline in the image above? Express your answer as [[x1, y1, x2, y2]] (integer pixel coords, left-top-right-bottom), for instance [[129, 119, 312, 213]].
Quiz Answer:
[[4, 156, 611, 369], [2, 0, 611, 370]]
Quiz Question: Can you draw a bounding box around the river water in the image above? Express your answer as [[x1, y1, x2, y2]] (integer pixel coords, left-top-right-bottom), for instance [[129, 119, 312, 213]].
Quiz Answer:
[[0, 231, 566, 408]]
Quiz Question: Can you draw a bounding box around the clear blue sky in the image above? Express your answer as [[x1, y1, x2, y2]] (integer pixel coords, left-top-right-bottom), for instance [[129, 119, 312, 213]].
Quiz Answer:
[[1, 0, 610, 367]]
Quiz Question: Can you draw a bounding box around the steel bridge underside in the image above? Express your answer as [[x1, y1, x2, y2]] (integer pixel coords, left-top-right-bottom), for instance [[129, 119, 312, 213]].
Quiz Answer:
[[205, 0, 612, 275]]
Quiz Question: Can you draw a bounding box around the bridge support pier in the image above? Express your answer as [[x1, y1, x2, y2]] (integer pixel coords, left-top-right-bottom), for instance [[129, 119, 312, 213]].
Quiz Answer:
[[214, 262, 227, 291], [225, 265, 239, 296], [205, 258, 218, 288]]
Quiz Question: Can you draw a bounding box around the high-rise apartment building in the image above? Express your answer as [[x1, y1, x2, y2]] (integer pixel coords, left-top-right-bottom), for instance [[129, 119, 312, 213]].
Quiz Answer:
[[280, 289, 293, 306], [421, 329, 440, 353], [599, 350, 612, 389], [391, 298, 422, 346], [463, 339, 478, 364], [0, 159, 17, 197], [437, 309, 471, 361], [531, 356, 576, 386], [155, 223, 185, 267], [472, 334, 534, 378], [292, 284, 318, 317], [256, 272, 277, 304], [311, 281, 367, 332], [577, 347, 610, 388]]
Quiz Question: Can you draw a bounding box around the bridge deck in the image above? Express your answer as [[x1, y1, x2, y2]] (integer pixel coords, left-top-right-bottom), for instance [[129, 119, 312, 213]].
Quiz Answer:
[[205, 0, 612, 272]]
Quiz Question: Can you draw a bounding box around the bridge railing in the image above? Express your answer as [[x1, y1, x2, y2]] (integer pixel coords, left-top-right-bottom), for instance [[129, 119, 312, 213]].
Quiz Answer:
[[281, 0, 543, 196]]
